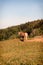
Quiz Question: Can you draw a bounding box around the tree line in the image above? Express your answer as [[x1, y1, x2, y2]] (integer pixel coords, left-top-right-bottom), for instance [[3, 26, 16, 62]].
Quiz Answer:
[[0, 19, 43, 41]]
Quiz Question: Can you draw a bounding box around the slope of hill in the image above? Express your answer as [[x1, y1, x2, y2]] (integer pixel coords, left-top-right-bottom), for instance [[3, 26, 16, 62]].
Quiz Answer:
[[0, 19, 43, 41], [0, 38, 43, 65], [0, 19, 43, 65]]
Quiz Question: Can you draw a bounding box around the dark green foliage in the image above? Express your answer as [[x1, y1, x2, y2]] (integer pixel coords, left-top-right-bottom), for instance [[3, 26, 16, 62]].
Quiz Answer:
[[0, 19, 43, 41]]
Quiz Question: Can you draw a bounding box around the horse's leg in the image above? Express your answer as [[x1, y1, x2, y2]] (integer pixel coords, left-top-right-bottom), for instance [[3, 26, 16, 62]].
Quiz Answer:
[[25, 33, 28, 40]]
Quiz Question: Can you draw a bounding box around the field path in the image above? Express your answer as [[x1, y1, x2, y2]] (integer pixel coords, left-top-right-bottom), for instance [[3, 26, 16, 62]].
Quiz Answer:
[[27, 36, 43, 42]]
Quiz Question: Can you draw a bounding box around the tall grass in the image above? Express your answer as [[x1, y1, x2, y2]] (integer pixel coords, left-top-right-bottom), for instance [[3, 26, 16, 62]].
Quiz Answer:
[[0, 39, 43, 65]]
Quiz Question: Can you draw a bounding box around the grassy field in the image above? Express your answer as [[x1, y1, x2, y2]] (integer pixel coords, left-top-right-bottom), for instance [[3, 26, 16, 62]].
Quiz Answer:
[[0, 39, 43, 65]]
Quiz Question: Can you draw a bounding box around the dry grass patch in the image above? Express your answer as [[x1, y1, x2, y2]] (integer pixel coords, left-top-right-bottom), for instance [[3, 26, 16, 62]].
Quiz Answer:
[[0, 39, 43, 65]]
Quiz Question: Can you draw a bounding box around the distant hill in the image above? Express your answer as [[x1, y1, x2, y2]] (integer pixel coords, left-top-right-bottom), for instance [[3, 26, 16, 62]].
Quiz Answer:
[[0, 19, 43, 41]]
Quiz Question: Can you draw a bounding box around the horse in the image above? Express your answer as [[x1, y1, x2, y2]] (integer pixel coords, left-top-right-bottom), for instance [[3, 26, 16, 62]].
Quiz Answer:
[[18, 32, 28, 41]]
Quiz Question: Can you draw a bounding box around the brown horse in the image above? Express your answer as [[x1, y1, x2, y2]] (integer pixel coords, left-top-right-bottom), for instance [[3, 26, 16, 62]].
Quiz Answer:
[[18, 32, 28, 41]]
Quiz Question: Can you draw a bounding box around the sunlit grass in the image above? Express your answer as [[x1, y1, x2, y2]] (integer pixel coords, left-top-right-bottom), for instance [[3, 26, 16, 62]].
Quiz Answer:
[[0, 39, 43, 65]]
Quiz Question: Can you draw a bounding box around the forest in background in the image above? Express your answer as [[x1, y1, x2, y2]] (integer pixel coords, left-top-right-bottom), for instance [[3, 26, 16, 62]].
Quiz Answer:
[[0, 19, 43, 41]]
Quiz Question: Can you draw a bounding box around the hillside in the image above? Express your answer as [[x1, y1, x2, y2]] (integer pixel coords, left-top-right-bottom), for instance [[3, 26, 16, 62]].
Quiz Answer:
[[0, 38, 43, 65], [0, 19, 43, 65], [0, 19, 43, 41]]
